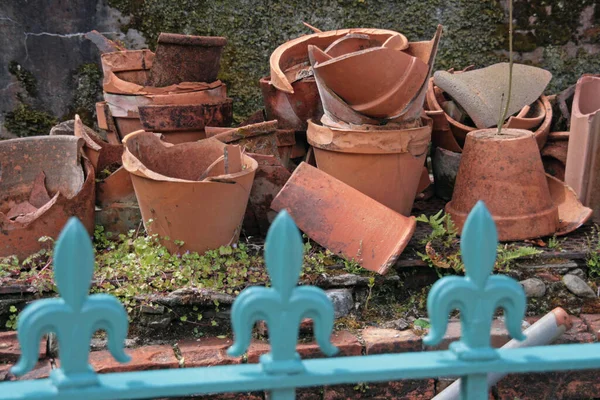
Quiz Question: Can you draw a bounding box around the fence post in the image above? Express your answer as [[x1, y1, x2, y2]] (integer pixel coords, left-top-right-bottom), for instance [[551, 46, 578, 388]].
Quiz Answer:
[[228, 210, 339, 399]]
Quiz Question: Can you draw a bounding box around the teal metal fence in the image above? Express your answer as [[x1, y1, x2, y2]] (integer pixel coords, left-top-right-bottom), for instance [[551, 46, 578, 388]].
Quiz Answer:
[[3, 201, 600, 400]]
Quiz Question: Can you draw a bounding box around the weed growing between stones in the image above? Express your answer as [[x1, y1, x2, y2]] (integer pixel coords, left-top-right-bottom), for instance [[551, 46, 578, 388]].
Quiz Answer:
[[586, 225, 600, 279]]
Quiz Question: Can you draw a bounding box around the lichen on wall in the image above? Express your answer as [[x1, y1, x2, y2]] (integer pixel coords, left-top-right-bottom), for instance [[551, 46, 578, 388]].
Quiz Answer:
[[106, 0, 599, 121]]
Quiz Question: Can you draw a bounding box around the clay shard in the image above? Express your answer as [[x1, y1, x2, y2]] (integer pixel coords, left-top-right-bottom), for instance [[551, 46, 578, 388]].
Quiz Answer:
[[271, 162, 415, 274], [433, 63, 552, 129], [85, 30, 125, 54]]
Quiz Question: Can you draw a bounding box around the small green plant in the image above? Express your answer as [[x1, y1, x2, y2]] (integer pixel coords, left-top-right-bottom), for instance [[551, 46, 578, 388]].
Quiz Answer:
[[343, 258, 363, 275], [415, 209, 459, 247], [364, 276, 375, 311], [547, 235, 565, 251], [586, 225, 600, 279], [413, 318, 431, 329], [496, 244, 542, 271], [5, 305, 18, 330]]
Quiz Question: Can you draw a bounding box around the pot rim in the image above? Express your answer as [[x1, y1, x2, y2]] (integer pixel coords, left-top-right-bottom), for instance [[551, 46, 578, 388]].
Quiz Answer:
[[121, 130, 258, 183]]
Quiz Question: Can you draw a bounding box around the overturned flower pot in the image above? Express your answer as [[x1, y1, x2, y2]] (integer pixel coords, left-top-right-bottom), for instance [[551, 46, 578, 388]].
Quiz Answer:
[[446, 129, 591, 241], [73, 116, 140, 234], [565, 75, 600, 222], [0, 136, 95, 258], [271, 162, 415, 274], [307, 117, 432, 216], [148, 33, 227, 87], [122, 131, 257, 254]]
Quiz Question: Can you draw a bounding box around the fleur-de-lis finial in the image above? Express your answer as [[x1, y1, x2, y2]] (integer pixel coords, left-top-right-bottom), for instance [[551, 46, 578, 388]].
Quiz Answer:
[[424, 201, 526, 361], [11, 218, 130, 388], [228, 211, 338, 374]]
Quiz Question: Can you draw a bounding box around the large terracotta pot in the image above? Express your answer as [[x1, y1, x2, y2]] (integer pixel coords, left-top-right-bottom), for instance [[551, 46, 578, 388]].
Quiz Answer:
[[0, 136, 95, 258], [446, 129, 591, 241], [565, 75, 600, 222], [122, 131, 257, 254], [148, 33, 227, 87], [307, 117, 432, 216]]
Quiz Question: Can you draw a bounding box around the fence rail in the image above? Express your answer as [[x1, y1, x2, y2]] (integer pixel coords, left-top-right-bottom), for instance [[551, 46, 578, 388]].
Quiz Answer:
[[2, 201, 600, 400]]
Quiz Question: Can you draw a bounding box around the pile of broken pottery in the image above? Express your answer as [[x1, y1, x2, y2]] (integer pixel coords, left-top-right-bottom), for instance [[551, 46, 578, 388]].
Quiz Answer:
[[4, 26, 600, 277]]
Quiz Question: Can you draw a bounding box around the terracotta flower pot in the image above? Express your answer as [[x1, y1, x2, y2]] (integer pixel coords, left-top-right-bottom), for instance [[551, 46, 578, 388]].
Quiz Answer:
[[149, 33, 227, 87], [122, 131, 257, 254], [426, 78, 552, 151], [0, 136, 95, 258], [307, 117, 432, 216], [271, 162, 415, 274], [446, 129, 591, 241], [138, 100, 234, 144], [565, 75, 600, 222], [260, 76, 323, 131], [104, 85, 229, 139]]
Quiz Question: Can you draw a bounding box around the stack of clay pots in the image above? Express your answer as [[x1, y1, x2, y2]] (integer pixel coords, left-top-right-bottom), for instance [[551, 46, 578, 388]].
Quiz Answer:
[[96, 33, 233, 145], [269, 27, 443, 274]]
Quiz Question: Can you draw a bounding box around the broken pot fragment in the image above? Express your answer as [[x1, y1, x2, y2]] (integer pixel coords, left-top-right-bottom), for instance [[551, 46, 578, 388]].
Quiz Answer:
[[271, 162, 415, 274], [122, 131, 257, 255], [446, 129, 591, 241], [0, 136, 95, 258], [565, 75, 600, 222], [433, 63, 552, 129]]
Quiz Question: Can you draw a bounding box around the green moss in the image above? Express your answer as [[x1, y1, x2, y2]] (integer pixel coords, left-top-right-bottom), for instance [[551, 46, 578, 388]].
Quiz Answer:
[[66, 63, 103, 127], [8, 61, 37, 98], [106, 0, 598, 120], [4, 103, 57, 138]]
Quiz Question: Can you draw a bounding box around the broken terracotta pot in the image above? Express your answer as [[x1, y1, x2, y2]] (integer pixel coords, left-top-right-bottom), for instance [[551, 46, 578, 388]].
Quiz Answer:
[[138, 100, 234, 144], [72, 116, 140, 234], [271, 162, 415, 274], [260, 76, 323, 131], [270, 28, 408, 94], [426, 77, 552, 151], [95, 101, 120, 144], [85, 30, 125, 54], [148, 33, 227, 87], [122, 131, 257, 254], [433, 63, 552, 129], [0, 136, 95, 258], [446, 129, 591, 241], [243, 153, 292, 236], [101, 49, 225, 96], [307, 117, 432, 216], [312, 46, 428, 119], [432, 146, 462, 201], [207, 121, 296, 168], [542, 131, 569, 181], [565, 75, 600, 222], [308, 26, 442, 126], [104, 85, 229, 139]]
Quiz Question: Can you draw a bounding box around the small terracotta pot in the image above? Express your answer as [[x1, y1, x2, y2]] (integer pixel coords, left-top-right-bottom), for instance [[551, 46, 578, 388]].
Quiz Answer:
[[565, 75, 600, 222], [307, 117, 432, 216], [271, 162, 415, 274], [260, 76, 323, 131], [0, 136, 95, 258], [149, 33, 227, 87], [446, 129, 590, 241], [122, 131, 257, 254]]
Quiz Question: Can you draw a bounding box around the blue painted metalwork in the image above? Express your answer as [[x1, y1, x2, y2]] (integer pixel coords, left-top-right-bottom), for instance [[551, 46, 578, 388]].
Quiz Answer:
[[3, 202, 600, 400]]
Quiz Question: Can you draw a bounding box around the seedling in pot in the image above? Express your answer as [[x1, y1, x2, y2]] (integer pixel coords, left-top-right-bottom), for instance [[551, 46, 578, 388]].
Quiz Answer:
[[497, 0, 514, 135]]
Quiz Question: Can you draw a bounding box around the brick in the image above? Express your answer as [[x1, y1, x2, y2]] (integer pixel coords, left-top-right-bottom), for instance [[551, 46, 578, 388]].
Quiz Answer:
[[87, 345, 177, 373], [534, 271, 562, 282], [581, 314, 600, 341], [247, 330, 361, 363], [2, 360, 51, 381], [0, 363, 11, 380], [361, 327, 421, 354], [424, 319, 511, 350], [177, 337, 241, 367], [435, 378, 494, 399], [0, 331, 46, 362], [324, 380, 434, 399], [496, 370, 600, 400], [257, 318, 313, 337]]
